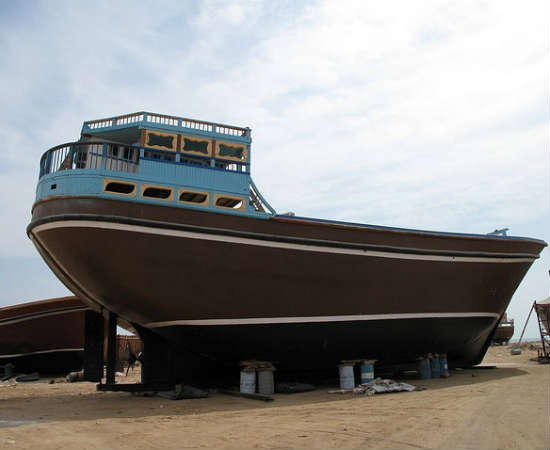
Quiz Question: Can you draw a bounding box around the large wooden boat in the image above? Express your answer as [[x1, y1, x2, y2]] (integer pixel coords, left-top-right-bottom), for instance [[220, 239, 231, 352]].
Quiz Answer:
[[0, 297, 89, 373], [27, 112, 546, 376]]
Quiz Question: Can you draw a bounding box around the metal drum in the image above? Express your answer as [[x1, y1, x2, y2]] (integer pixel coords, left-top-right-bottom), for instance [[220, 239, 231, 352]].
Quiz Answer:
[[240, 368, 256, 394], [417, 357, 431, 379], [338, 364, 355, 389], [430, 354, 441, 378], [360, 360, 376, 384], [257, 368, 275, 395]]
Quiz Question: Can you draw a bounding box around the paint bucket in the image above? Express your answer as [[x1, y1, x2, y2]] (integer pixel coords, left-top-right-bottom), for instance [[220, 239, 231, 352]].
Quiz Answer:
[[417, 357, 431, 379], [257, 367, 275, 395], [439, 353, 449, 377], [430, 354, 441, 378], [360, 360, 376, 384], [240, 368, 256, 394], [338, 364, 355, 389]]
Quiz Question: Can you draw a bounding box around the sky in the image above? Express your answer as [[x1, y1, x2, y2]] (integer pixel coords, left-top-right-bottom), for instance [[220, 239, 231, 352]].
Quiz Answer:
[[0, 0, 548, 340]]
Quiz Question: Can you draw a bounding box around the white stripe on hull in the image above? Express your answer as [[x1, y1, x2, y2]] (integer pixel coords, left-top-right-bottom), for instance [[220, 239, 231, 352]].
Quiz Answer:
[[0, 348, 84, 359], [0, 307, 88, 327], [145, 311, 500, 327], [33, 220, 535, 264]]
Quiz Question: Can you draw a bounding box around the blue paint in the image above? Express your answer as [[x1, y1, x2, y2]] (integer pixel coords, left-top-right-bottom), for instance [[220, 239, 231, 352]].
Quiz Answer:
[[360, 360, 375, 384], [430, 355, 441, 378], [36, 112, 271, 218], [417, 357, 431, 379]]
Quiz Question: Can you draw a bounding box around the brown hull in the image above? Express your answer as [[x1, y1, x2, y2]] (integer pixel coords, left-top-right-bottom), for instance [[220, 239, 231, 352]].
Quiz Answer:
[[0, 297, 88, 373], [492, 323, 514, 344], [28, 197, 546, 368]]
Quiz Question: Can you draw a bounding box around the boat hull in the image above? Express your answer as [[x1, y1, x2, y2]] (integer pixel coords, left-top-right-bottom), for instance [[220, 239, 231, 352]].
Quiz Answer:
[[28, 197, 546, 371], [492, 322, 515, 345], [0, 297, 88, 373]]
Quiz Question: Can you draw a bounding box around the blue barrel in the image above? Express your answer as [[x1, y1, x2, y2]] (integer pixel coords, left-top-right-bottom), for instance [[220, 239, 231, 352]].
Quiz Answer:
[[439, 354, 449, 377], [338, 364, 355, 389], [430, 355, 441, 378], [360, 360, 375, 384], [417, 357, 431, 379], [240, 368, 256, 393]]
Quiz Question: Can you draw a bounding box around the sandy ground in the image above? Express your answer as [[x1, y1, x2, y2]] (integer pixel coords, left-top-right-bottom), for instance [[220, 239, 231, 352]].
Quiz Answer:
[[0, 344, 548, 450]]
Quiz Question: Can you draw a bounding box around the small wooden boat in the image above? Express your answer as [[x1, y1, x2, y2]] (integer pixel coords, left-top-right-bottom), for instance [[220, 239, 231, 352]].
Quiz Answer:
[[0, 297, 89, 373], [492, 312, 514, 345]]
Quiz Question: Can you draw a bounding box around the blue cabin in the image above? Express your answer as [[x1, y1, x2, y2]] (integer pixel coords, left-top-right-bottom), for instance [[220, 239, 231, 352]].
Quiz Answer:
[[36, 112, 275, 216]]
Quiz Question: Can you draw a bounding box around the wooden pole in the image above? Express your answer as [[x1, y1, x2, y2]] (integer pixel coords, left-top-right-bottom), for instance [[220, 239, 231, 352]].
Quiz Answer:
[[106, 311, 118, 385], [83, 310, 104, 382], [516, 302, 535, 347]]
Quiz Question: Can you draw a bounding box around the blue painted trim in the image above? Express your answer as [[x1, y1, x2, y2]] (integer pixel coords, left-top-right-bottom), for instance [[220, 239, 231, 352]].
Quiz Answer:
[[141, 157, 251, 175], [35, 170, 270, 219]]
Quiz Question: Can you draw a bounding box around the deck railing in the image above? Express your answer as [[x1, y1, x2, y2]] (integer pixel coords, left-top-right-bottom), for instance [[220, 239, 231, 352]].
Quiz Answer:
[[39, 141, 250, 179], [40, 142, 141, 178], [83, 111, 249, 138]]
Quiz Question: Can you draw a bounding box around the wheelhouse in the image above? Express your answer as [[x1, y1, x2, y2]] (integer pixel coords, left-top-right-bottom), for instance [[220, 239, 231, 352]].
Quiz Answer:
[[35, 112, 274, 216]]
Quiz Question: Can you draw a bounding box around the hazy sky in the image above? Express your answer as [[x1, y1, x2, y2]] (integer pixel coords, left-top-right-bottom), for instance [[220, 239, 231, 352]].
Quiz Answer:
[[1, 0, 548, 339]]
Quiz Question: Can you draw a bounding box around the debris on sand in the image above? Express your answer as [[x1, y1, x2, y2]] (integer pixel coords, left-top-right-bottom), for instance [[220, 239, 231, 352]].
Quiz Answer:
[[15, 373, 40, 382], [328, 378, 425, 395], [66, 370, 84, 383]]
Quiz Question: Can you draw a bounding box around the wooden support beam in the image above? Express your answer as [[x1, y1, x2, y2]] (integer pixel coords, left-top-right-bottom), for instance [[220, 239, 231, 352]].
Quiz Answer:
[[106, 311, 118, 385], [83, 310, 104, 382]]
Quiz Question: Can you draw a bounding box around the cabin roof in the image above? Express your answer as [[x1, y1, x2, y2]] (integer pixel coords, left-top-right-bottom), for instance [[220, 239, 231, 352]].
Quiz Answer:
[[81, 111, 252, 145]]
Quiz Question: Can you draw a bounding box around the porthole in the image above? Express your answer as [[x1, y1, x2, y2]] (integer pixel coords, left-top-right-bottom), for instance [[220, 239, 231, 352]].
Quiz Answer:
[[141, 184, 174, 201], [214, 194, 245, 211], [178, 189, 209, 205], [103, 179, 136, 196]]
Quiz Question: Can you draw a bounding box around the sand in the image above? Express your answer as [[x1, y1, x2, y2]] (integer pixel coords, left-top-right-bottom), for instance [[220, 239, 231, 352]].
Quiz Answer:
[[0, 344, 548, 450]]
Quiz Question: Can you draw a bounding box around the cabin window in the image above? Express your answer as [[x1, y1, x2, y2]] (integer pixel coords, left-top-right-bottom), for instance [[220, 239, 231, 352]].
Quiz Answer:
[[215, 141, 247, 162], [141, 185, 174, 201], [178, 190, 209, 205], [144, 130, 177, 151], [214, 194, 245, 211], [218, 144, 244, 160], [144, 150, 175, 162], [182, 138, 209, 155], [103, 180, 136, 195], [147, 133, 174, 149], [214, 161, 240, 171]]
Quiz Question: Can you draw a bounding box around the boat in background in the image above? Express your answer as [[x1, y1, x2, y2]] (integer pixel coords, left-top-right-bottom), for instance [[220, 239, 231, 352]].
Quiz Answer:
[[0, 297, 89, 373], [27, 111, 547, 381], [491, 312, 514, 345]]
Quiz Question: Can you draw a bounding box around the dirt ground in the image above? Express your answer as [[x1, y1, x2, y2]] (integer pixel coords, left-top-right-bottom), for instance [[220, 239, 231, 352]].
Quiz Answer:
[[0, 344, 548, 450]]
